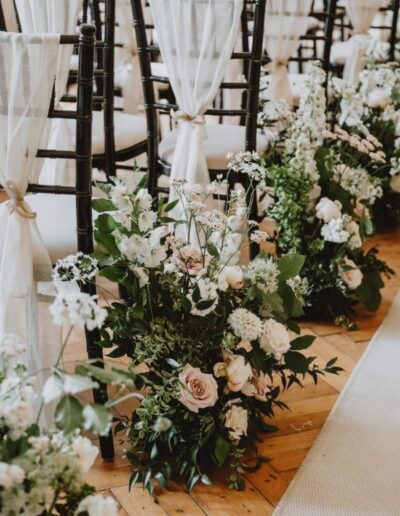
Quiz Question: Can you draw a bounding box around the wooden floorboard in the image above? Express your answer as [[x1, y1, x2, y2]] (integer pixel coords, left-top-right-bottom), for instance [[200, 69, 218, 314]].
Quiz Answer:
[[68, 228, 400, 515]]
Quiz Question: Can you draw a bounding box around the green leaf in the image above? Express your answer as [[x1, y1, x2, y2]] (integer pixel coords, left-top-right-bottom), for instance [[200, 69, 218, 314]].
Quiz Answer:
[[95, 213, 117, 234], [94, 231, 120, 256], [150, 443, 158, 460], [201, 474, 213, 485], [99, 265, 126, 282], [290, 335, 315, 351], [154, 471, 166, 487], [137, 173, 148, 189], [164, 199, 179, 212], [214, 436, 230, 467], [128, 471, 140, 491], [187, 472, 200, 492], [277, 254, 305, 281], [76, 363, 135, 386], [55, 395, 84, 434], [82, 404, 112, 436], [92, 198, 117, 212], [284, 351, 309, 374], [206, 243, 219, 257]]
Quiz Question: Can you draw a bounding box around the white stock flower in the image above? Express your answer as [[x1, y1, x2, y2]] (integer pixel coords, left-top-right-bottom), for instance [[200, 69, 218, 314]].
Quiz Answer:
[[50, 292, 107, 331], [76, 494, 118, 516], [0, 462, 25, 489], [228, 308, 262, 342], [315, 197, 342, 223], [224, 402, 248, 441], [320, 217, 350, 244], [72, 436, 99, 474], [259, 320, 290, 360]]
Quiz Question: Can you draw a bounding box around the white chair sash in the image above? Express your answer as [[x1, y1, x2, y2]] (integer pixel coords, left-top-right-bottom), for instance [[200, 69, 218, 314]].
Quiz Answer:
[[15, 0, 82, 187], [0, 32, 59, 375], [149, 0, 243, 220], [343, 0, 387, 86], [264, 0, 313, 105]]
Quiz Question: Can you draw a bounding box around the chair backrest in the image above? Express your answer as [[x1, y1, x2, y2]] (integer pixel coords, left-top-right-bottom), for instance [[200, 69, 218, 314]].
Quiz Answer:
[[0, 0, 18, 31], [131, 0, 266, 199]]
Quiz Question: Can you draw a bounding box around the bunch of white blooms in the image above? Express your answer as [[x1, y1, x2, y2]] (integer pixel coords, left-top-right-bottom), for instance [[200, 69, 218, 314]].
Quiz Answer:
[[53, 252, 98, 287], [228, 308, 262, 342], [320, 216, 350, 244], [227, 151, 264, 181], [50, 292, 107, 331], [333, 164, 383, 205], [246, 257, 279, 295]]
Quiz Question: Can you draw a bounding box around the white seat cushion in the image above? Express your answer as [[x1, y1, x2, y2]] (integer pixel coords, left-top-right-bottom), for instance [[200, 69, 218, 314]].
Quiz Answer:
[[330, 40, 351, 66], [159, 124, 269, 170], [307, 16, 323, 32], [63, 111, 146, 155], [27, 194, 78, 264]]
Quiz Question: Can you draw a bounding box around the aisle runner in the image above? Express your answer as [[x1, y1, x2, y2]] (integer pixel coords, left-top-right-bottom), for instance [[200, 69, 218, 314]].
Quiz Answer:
[[274, 292, 400, 516]]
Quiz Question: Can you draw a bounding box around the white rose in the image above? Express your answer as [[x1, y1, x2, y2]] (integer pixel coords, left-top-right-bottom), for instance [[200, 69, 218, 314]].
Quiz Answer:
[[259, 319, 291, 360], [214, 353, 252, 392], [315, 197, 342, 223], [390, 174, 400, 193], [367, 88, 391, 109], [72, 436, 98, 474], [340, 257, 363, 290], [224, 404, 248, 441], [0, 463, 25, 489], [218, 266, 244, 291], [76, 494, 118, 516]]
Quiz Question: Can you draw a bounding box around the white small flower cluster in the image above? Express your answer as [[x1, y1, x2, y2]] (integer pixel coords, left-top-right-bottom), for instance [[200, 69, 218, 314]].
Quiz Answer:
[[227, 151, 264, 181], [320, 214, 361, 249], [250, 230, 270, 244], [228, 308, 263, 342], [246, 257, 280, 295], [53, 252, 98, 286], [324, 126, 386, 163], [333, 164, 383, 206], [286, 275, 309, 303], [50, 292, 107, 330]]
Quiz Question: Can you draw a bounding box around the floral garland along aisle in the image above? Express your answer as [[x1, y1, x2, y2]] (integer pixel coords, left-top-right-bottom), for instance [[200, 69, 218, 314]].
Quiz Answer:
[[52, 174, 341, 493], [253, 61, 394, 328]]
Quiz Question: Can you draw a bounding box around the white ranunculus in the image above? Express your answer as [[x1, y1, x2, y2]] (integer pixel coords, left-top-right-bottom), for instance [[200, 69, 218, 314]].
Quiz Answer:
[[224, 404, 248, 441], [218, 266, 244, 291], [390, 173, 400, 193], [72, 436, 98, 474], [0, 462, 25, 489], [259, 319, 291, 360], [315, 197, 342, 223], [367, 88, 391, 109], [340, 258, 363, 290], [76, 494, 118, 516], [214, 353, 252, 392]]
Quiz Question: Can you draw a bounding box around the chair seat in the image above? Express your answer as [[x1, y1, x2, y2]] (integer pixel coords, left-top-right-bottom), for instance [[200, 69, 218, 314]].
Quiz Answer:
[[64, 111, 146, 156], [159, 124, 269, 170], [262, 73, 308, 105], [27, 194, 79, 264]]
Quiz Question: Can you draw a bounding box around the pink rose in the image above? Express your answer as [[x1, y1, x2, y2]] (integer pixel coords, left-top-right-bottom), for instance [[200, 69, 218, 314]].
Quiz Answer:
[[179, 364, 218, 413], [214, 353, 252, 392], [173, 246, 210, 275], [340, 257, 363, 290]]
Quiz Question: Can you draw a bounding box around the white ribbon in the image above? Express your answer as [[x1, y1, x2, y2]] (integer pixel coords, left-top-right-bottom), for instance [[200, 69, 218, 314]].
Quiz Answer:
[[4, 180, 37, 219]]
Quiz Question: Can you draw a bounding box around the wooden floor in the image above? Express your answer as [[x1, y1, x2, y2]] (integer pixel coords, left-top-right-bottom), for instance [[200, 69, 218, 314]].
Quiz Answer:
[[68, 228, 400, 515]]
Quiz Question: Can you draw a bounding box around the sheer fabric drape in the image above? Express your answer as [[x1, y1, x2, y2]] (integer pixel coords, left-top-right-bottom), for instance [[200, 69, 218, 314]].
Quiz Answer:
[[149, 0, 243, 214], [15, 0, 82, 186], [115, 0, 143, 114], [0, 32, 60, 375], [343, 0, 387, 86], [264, 0, 313, 104]]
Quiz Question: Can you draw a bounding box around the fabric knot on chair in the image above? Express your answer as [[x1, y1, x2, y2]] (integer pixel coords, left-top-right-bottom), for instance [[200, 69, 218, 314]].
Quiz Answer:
[[4, 180, 37, 219], [170, 110, 205, 125]]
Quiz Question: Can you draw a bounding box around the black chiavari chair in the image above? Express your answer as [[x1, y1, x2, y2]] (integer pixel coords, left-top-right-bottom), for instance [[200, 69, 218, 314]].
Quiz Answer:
[[131, 0, 267, 247], [0, 23, 115, 460]]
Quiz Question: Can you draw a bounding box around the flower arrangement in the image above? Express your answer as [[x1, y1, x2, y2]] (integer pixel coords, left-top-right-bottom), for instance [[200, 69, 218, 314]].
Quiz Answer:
[[331, 63, 400, 228], [254, 62, 393, 327], [55, 174, 340, 492], [0, 331, 120, 516]]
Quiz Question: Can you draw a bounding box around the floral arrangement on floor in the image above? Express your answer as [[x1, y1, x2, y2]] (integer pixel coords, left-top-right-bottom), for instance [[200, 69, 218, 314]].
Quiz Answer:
[[331, 63, 400, 228], [54, 174, 341, 492], [251, 62, 394, 327], [0, 297, 124, 514]]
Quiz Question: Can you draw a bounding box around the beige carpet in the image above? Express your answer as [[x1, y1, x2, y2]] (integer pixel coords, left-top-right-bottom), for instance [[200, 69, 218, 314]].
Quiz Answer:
[[274, 291, 400, 516]]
